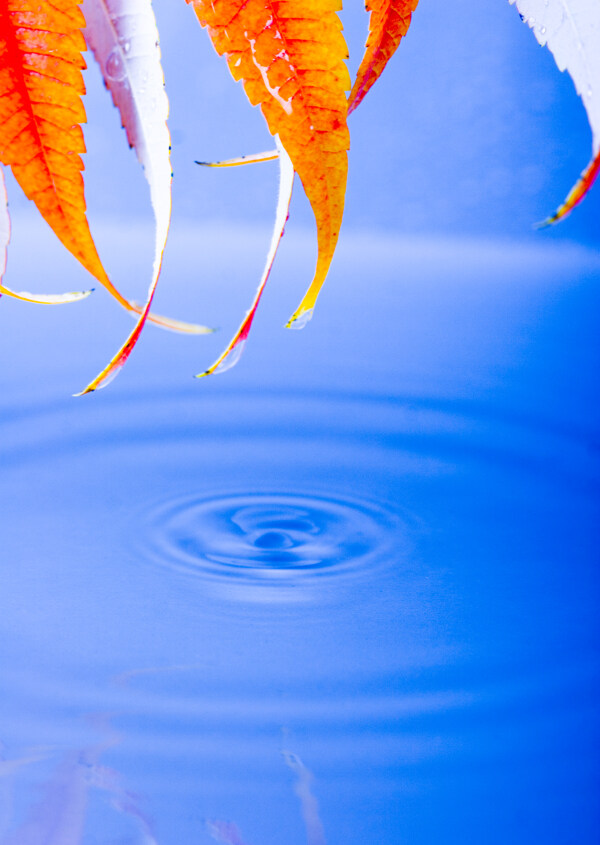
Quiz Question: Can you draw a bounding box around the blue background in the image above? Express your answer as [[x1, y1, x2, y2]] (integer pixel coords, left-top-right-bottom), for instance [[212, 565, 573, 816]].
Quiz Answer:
[[0, 2, 598, 844]]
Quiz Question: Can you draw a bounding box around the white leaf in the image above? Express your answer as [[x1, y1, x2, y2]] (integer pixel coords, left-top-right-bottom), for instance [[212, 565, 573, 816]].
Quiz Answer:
[[510, 0, 600, 221], [197, 138, 294, 377], [79, 0, 172, 392], [83, 0, 172, 257], [510, 0, 600, 151]]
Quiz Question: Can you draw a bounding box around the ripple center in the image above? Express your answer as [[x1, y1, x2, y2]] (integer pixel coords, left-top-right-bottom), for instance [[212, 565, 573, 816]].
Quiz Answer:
[[139, 491, 405, 601]]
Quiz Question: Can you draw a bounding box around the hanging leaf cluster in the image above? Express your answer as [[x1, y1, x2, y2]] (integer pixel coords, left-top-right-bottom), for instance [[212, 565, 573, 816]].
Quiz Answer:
[[0, 0, 598, 392]]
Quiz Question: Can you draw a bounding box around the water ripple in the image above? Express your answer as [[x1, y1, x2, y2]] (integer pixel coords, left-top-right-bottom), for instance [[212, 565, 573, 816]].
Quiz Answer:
[[0, 384, 598, 843], [139, 491, 404, 601]]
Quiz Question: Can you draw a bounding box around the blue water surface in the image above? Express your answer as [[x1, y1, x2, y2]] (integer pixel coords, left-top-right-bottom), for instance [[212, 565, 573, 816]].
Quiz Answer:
[[1, 0, 600, 840], [0, 220, 598, 844]]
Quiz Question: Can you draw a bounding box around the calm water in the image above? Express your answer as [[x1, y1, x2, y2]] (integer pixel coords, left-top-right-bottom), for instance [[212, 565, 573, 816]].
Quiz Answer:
[[0, 225, 599, 843]]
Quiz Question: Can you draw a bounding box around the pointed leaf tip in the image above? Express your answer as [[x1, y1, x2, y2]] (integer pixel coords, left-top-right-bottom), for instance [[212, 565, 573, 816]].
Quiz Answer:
[[0, 286, 93, 304], [0, 0, 123, 294], [538, 147, 600, 226], [1, 167, 94, 305], [196, 338, 248, 377], [510, 0, 600, 218], [195, 150, 279, 167], [75, 303, 140, 393], [190, 0, 350, 326], [348, 0, 419, 113], [285, 308, 314, 330], [198, 139, 294, 378], [79, 0, 173, 389]]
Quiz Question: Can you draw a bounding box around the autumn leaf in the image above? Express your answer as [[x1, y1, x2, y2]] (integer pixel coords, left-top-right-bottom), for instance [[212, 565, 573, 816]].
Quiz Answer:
[[76, 0, 178, 393], [197, 137, 294, 377], [2, 0, 598, 392], [510, 0, 600, 223], [196, 150, 279, 168], [0, 165, 93, 303], [0, 0, 134, 303], [189, 0, 351, 331], [0, 0, 208, 345], [348, 0, 419, 114], [77, 0, 215, 393]]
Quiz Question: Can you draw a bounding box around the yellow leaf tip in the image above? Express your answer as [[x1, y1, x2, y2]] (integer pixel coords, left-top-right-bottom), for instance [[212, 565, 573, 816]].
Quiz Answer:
[[195, 151, 279, 168], [285, 308, 314, 330]]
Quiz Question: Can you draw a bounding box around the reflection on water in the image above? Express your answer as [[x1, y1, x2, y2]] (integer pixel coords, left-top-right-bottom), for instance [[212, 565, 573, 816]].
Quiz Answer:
[[0, 235, 598, 843], [283, 751, 326, 845], [206, 749, 325, 845], [0, 384, 597, 843], [0, 717, 156, 845], [207, 818, 250, 845], [1, 719, 322, 845]]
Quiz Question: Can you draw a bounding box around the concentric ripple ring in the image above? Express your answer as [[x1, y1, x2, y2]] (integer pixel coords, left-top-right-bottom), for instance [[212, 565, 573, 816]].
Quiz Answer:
[[138, 491, 407, 601]]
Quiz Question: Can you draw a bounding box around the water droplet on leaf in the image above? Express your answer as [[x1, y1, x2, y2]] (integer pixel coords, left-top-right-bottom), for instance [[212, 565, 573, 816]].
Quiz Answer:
[[105, 49, 126, 82]]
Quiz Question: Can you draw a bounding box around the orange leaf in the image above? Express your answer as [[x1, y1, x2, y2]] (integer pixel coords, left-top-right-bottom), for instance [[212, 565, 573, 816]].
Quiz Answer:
[[348, 0, 419, 114], [538, 147, 600, 226], [189, 0, 351, 327], [0, 0, 200, 334], [0, 0, 122, 296]]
